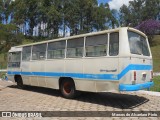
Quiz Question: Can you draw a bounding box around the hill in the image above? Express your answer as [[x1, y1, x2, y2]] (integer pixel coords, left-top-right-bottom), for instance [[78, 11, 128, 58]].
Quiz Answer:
[[151, 35, 160, 72]]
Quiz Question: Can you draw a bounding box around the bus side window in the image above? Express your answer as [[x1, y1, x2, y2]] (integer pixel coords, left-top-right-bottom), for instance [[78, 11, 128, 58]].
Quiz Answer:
[[47, 41, 66, 59], [109, 32, 119, 56], [32, 44, 47, 60], [22, 46, 31, 61], [67, 38, 84, 58], [85, 34, 108, 57], [8, 52, 21, 68]]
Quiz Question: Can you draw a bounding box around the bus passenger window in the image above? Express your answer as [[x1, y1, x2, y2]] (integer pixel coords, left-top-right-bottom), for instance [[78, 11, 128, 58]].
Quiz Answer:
[[85, 34, 108, 57], [8, 52, 21, 68], [47, 41, 66, 59], [22, 46, 31, 61], [109, 32, 119, 56], [32, 44, 46, 60], [67, 38, 84, 58]]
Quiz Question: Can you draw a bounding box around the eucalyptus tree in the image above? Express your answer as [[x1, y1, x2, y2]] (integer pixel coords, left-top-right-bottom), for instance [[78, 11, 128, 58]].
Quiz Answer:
[[0, 0, 13, 24], [119, 0, 160, 27]]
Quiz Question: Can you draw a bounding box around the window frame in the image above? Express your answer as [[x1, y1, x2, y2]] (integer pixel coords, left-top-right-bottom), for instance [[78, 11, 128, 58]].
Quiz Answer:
[[47, 40, 66, 59], [32, 43, 47, 60], [85, 34, 108, 57], [22, 46, 32, 61], [109, 32, 119, 56], [66, 37, 84, 58]]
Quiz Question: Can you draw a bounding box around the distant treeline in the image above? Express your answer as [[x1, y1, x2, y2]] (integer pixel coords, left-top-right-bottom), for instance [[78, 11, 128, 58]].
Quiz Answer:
[[0, 0, 159, 52]]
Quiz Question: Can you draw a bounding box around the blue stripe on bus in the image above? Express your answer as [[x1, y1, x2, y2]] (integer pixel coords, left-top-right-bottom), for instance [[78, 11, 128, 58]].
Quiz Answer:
[[7, 64, 152, 80], [118, 64, 152, 79], [119, 81, 154, 91]]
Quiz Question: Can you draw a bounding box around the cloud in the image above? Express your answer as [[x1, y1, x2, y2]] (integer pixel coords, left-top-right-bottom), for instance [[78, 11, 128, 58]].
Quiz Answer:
[[108, 0, 134, 10]]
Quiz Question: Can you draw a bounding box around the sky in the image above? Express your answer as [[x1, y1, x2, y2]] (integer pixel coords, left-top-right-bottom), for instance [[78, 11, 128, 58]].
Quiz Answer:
[[98, 0, 134, 10]]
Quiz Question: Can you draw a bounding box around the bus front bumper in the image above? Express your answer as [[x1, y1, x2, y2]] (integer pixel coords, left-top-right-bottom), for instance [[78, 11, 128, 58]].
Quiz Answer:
[[119, 81, 154, 91]]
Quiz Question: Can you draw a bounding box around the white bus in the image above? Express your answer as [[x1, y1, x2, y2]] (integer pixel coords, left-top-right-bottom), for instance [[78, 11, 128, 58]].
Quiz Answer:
[[7, 27, 154, 98]]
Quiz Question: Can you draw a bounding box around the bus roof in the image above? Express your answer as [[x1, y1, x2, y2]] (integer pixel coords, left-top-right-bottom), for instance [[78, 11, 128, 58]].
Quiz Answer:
[[12, 27, 146, 48]]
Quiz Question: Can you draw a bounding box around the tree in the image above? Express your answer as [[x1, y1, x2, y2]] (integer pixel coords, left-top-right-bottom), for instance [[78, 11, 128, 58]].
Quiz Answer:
[[0, 23, 24, 53], [119, 4, 132, 27], [142, 0, 160, 20], [0, 0, 13, 24], [119, 0, 160, 27], [4, 0, 116, 39], [93, 3, 108, 31], [46, 0, 62, 38], [11, 0, 27, 34], [108, 8, 119, 29], [136, 19, 160, 44], [63, 0, 109, 35]]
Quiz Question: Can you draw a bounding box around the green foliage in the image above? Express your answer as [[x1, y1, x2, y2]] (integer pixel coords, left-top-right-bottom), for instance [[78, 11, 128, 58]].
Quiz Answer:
[[119, 0, 160, 27], [0, 53, 7, 69], [150, 76, 160, 92], [0, 0, 119, 39], [0, 23, 24, 53], [0, 0, 159, 49]]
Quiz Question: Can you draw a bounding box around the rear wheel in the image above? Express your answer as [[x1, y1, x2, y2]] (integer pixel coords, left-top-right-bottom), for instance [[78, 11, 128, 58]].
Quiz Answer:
[[15, 76, 24, 89], [60, 78, 76, 99]]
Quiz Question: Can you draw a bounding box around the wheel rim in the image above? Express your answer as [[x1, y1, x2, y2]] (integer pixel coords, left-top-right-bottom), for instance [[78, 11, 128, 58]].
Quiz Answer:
[[63, 82, 72, 94]]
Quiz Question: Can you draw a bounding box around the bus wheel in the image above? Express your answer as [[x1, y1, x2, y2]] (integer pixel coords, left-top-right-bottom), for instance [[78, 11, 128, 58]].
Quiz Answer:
[[60, 79, 76, 99], [15, 76, 24, 89]]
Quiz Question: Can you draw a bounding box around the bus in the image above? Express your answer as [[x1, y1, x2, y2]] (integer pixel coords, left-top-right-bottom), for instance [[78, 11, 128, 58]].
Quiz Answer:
[[7, 27, 154, 98]]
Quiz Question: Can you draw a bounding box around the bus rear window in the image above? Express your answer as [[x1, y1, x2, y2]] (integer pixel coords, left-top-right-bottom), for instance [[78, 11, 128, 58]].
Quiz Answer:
[[128, 31, 150, 56]]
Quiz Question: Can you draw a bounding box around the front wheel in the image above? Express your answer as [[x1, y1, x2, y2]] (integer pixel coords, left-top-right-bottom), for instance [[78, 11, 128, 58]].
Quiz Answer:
[[60, 79, 76, 99], [15, 76, 24, 89]]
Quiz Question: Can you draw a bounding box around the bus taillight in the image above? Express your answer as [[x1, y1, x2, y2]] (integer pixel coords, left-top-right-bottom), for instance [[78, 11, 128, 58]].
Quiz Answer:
[[134, 71, 136, 81]]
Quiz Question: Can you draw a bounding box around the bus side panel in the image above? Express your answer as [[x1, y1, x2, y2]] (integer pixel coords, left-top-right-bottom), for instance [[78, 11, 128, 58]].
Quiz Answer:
[[118, 57, 131, 84], [45, 59, 64, 89], [21, 61, 31, 85], [29, 61, 45, 87], [82, 57, 119, 92], [74, 79, 96, 92], [65, 59, 92, 91], [96, 81, 119, 92]]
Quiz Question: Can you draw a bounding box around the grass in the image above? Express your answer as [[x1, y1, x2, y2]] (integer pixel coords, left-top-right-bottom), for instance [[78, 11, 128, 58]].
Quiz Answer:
[[150, 35, 160, 72], [150, 76, 160, 92], [0, 53, 7, 69]]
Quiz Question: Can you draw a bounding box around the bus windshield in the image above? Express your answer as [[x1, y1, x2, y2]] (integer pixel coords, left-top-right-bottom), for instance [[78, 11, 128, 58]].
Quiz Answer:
[[128, 31, 150, 56]]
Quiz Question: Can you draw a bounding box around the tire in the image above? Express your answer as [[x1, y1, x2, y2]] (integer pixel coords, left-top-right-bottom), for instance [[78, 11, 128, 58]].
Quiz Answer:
[[60, 79, 76, 99], [15, 76, 24, 89]]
